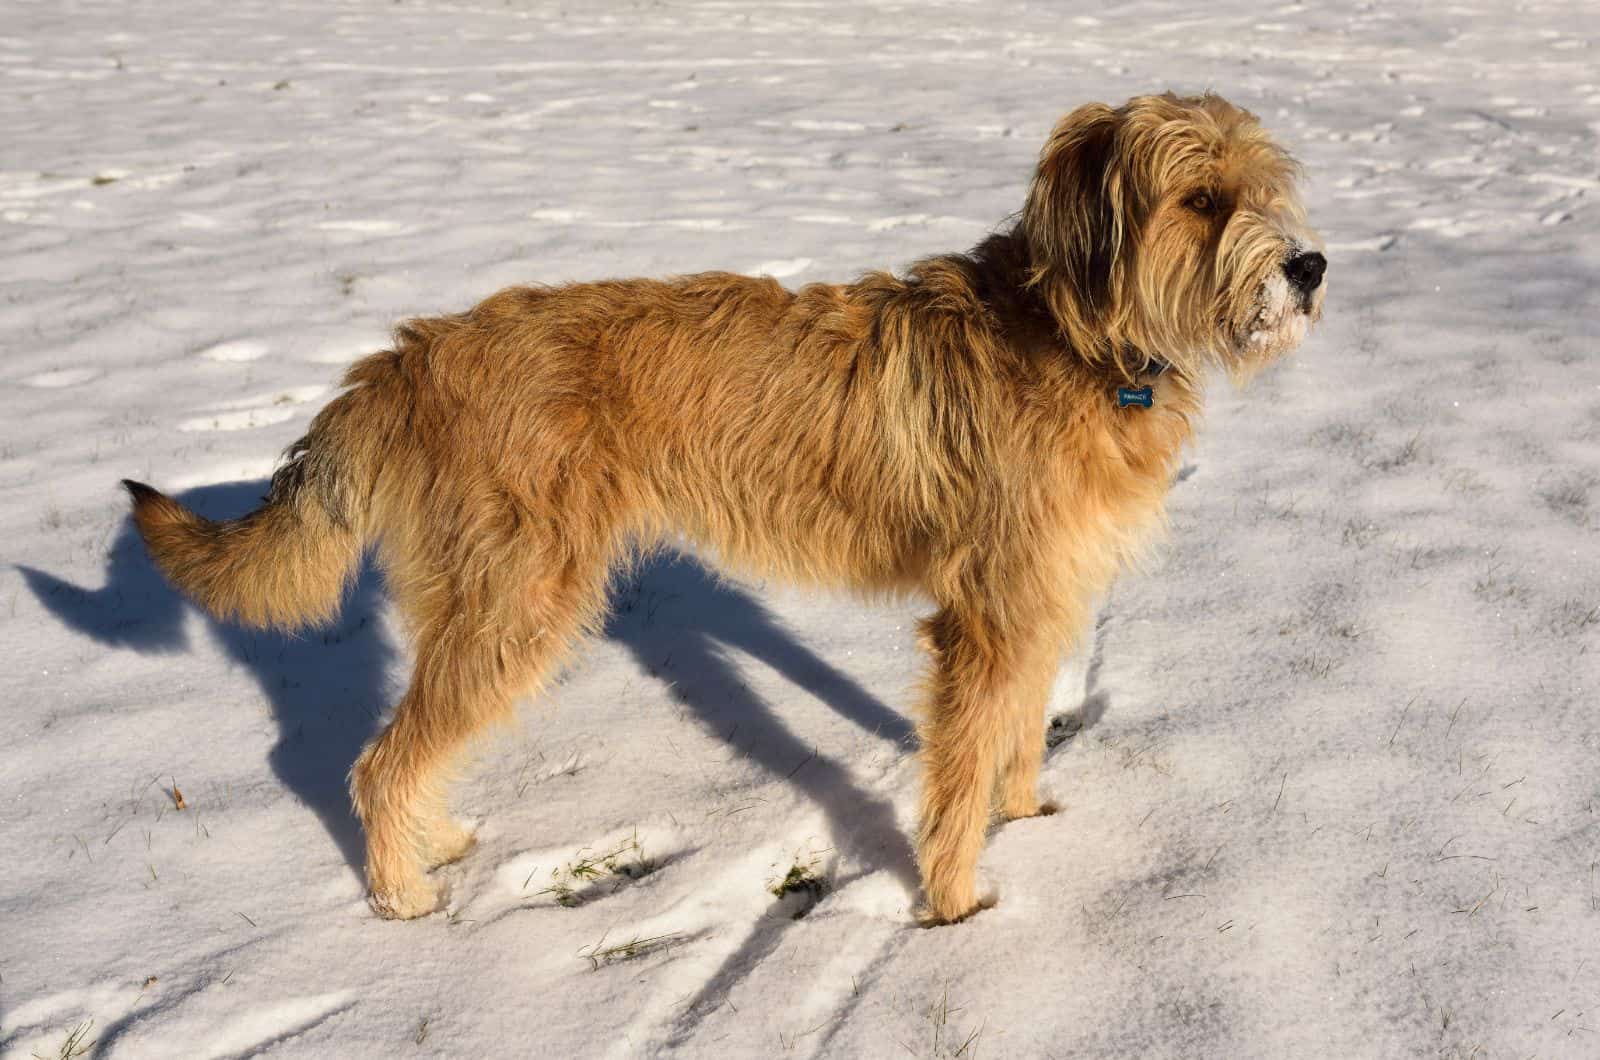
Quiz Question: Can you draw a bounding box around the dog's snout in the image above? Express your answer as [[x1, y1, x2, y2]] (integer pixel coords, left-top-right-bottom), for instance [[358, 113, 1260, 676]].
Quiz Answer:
[[1284, 250, 1326, 295]]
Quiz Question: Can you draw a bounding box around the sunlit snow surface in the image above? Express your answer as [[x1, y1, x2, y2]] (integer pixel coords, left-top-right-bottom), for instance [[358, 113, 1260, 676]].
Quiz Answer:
[[3, 1, 1599, 1056]]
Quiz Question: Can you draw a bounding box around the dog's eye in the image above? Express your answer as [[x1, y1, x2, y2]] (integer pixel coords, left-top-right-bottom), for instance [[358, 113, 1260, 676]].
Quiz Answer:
[[1185, 192, 1215, 213]]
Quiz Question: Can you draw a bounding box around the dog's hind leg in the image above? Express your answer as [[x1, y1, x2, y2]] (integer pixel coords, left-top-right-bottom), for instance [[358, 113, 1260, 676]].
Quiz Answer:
[[916, 605, 1060, 923], [351, 629, 503, 919], [351, 555, 611, 920]]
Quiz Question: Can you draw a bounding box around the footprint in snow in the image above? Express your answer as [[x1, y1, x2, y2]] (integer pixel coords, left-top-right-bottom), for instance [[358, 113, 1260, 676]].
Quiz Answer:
[[748, 257, 812, 279], [21, 367, 100, 388], [198, 338, 270, 362], [176, 384, 329, 432]]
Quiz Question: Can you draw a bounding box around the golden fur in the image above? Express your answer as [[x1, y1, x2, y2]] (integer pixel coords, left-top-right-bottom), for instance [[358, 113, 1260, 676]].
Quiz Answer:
[[124, 92, 1324, 923]]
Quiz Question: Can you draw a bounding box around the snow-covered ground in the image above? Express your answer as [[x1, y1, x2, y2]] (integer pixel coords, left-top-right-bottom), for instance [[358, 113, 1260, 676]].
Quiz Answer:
[[3, 0, 1598, 1055]]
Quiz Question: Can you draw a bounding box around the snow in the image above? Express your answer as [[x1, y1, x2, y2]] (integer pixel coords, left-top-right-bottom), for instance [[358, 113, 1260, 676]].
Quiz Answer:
[[3, 0, 1598, 1056]]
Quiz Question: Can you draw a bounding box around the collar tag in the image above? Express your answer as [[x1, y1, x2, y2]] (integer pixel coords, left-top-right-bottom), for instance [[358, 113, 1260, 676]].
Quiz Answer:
[[1117, 386, 1154, 409]]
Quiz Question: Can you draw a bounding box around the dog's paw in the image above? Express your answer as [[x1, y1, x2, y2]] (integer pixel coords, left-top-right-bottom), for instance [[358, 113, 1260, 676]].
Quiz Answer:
[[422, 821, 477, 868], [999, 797, 1059, 822], [369, 878, 445, 920], [916, 891, 997, 928]]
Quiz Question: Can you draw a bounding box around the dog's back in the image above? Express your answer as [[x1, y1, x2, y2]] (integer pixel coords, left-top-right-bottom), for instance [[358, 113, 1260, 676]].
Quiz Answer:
[[367, 266, 1038, 595]]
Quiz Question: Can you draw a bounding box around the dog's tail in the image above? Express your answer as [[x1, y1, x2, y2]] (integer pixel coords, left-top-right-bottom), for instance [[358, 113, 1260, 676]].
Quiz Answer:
[[123, 351, 403, 632]]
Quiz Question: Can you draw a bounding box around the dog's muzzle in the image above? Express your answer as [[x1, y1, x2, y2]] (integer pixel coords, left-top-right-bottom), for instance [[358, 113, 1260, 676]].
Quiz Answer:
[[1284, 250, 1326, 306]]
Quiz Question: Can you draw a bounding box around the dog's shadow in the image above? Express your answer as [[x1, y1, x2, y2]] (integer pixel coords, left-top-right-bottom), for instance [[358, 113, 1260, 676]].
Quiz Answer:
[[20, 481, 393, 875], [605, 555, 919, 886], [21, 481, 920, 890]]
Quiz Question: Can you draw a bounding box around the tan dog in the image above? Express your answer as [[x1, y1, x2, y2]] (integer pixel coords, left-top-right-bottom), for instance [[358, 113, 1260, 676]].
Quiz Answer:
[[124, 92, 1324, 924]]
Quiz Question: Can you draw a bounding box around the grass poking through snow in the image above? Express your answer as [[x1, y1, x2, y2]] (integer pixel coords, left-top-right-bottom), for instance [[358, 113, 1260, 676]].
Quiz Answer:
[[528, 830, 657, 907], [578, 930, 684, 970], [32, 1019, 94, 1060], [768, 847, 831, 918], [904, 983, 984, 1059]]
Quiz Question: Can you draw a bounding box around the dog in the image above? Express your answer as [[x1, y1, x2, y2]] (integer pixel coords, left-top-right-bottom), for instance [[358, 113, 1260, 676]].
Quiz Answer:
[[123, 92, 1324, 924]]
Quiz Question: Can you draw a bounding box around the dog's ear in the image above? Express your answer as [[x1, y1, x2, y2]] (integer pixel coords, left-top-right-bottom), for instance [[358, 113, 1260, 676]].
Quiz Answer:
[[1021, 103, 1126, 344]]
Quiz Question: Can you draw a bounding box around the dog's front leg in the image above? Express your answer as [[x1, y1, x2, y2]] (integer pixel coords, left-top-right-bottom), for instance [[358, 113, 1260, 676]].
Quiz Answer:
[[915, 604, 1060, 923], [994, 636, 1066, 822], [995, 598, 1096, 820]]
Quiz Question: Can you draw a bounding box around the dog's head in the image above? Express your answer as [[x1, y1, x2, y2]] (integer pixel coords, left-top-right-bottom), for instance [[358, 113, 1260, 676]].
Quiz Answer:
[[1021, 92, 1324, 382]]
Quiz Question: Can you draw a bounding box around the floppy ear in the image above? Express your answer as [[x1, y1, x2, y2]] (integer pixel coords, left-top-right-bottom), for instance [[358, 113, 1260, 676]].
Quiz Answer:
[[1021, 103, 1125, 345]]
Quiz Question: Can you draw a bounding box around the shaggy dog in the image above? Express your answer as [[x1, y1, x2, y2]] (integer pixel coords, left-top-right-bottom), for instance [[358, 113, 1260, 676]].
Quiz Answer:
[[124, 92, 1325, 924]]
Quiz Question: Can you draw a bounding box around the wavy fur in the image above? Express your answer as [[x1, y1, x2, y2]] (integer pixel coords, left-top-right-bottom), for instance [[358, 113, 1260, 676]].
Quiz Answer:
[[125, 92, 1323, 922]]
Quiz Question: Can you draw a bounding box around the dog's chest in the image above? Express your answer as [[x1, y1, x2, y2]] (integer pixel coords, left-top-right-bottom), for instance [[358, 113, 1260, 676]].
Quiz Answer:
[[1036, 394, 1193, 581]]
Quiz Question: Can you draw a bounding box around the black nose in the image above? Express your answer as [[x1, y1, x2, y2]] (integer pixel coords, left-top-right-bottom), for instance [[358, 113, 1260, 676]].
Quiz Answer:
[[1284, 250, 1326, 295]]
